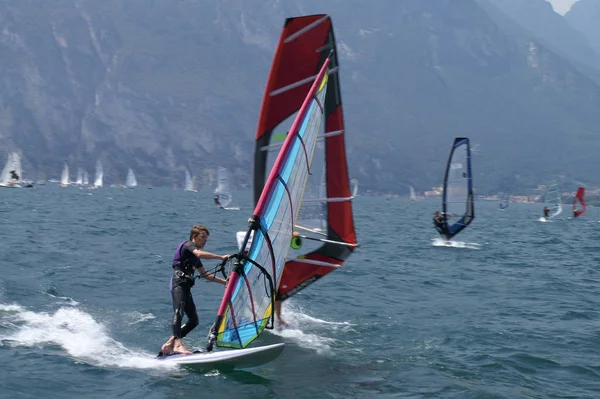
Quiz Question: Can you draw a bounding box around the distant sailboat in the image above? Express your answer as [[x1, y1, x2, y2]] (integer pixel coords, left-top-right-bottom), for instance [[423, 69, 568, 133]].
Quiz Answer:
[[37, 169, 46, 185], [75, 168, 83, 185], [214, 167, 239, 210], [184, 170, 197, 192], [82, 171, 89, 186], [351, 179, 359, 198], [409, 186, 416, 200], [125, 168, 137, 188], [498, 191, 509, 210], [0, 152, 23, 188], [92, 160, 103, 188], [60, 163, 70, 188]]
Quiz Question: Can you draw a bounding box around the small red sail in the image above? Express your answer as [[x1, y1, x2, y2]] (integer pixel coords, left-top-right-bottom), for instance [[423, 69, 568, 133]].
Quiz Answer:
[[572, 187, 586, 218]]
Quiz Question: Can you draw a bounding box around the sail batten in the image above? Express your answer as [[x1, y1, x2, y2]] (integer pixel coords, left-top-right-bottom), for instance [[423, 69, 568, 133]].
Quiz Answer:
[[284, 15, 330, 43]]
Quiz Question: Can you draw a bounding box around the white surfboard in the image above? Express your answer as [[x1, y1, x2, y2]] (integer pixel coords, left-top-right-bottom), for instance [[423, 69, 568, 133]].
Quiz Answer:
[[156, 342, 284, 370]]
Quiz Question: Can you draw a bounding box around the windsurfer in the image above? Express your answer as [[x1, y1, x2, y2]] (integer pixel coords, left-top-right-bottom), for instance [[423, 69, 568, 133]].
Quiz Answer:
[[433, 211, 448, 238], [9, 170, 19, 181], [573, 207, 582, 218], [213, 191, 222, 208], [160, 225, 230, 356], [543, 207, 550, 218]]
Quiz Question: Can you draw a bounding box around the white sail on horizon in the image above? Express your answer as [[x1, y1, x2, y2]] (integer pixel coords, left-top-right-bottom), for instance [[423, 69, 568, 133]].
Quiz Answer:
[[94, 160, 103, 188], [215, 166, 234, 208], [125, 168, 137, 188], [184, 169, 195, 192], [60, 163, 70, 187], [0, 152, 23, 188], [75, 168, 83, 185]]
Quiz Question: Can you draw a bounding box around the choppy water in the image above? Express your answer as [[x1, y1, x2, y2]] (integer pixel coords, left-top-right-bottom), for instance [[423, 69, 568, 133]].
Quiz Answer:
[[1, 186, 599, 398]]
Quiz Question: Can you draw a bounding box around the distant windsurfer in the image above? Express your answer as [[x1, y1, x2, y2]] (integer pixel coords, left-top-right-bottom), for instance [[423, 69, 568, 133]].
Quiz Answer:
[[213, 190, 222, 208], [433, 211, 449, 239], [9, 170, 19, 181], [573, 207, 582, 218], [543, 207, 550, 218], [160, 225, 230, 356]]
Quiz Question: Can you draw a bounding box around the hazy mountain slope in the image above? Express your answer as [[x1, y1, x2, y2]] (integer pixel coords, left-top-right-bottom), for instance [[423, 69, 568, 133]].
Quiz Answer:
[[1, 0, 599, 193], [484, 0, 600, 71], [566, 0, 600, 56]]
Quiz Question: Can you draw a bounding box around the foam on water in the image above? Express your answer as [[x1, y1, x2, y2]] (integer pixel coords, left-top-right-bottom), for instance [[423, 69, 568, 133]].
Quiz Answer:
[[432, 237, 481, 249], [268, 301, 355, 355], [0, 303, 175, 371]]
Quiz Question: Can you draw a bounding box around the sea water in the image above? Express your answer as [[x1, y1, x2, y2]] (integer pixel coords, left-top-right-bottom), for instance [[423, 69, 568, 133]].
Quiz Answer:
[[1, 186, 599, 398]]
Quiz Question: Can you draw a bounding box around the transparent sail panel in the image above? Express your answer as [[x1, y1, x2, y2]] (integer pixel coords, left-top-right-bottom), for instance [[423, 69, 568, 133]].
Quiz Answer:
[[297, 139, 327, 232], [545, 183, 562, 218], [216, 167, 233, 208], [445, 144, 469, 218]]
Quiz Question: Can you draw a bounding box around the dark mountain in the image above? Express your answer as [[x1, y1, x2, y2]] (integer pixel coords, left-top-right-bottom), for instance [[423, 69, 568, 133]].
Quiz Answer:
[[566, 0, 600, 56], [1, 0, 600, 194]]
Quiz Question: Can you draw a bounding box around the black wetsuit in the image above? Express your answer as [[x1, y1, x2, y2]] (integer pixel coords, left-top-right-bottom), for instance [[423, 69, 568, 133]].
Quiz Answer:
[[9, 170, 19, 180], [433, 216, 449, 238], [170, 241, 203, 339], [213, 194, 221, 207], [543, 208, 550, 218]]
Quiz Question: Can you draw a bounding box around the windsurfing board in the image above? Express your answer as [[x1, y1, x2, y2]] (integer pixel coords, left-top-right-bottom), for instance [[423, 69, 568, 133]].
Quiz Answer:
[[156, 342, 284, 370]]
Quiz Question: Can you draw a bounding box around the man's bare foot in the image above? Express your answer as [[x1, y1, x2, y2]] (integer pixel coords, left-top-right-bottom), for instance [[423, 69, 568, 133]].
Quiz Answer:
[[172, 344, 192, 355], [160, 337, 175, 355], [161, 343, 174, 355], [277, 318, 289, 328]]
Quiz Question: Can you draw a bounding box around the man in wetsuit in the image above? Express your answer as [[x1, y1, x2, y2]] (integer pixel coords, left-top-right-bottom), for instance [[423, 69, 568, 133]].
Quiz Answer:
[[573, 207, 582, 218], [433, 211, 447, 237], [543, 207, 550, 218], [213, 191, 222, 208], [160, 225, 230, 356]]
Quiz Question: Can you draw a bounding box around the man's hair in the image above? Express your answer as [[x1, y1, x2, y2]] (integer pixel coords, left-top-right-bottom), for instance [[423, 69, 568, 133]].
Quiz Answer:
[[190, 225, 210, 240]]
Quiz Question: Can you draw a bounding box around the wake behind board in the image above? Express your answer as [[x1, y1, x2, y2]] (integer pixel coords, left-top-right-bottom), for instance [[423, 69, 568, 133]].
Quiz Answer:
[[156, 342, 284, 371]]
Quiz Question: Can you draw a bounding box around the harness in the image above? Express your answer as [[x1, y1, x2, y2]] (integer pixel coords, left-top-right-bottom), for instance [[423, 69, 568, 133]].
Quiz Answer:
[[172, 241, 199, 285]]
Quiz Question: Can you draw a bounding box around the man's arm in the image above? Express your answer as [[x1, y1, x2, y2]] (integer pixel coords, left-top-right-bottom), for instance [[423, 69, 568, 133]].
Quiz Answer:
[[196, 265, 227, 285], [193, 249, 229, 261]]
